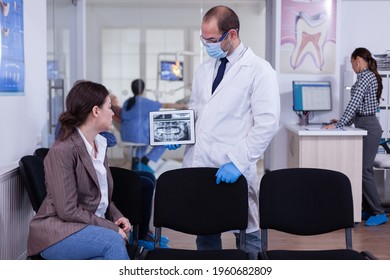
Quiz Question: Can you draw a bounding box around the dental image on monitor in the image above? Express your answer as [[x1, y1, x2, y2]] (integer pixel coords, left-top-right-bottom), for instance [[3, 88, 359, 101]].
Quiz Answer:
[[149, 109, 195, 146], [160, 60, 183, 81]]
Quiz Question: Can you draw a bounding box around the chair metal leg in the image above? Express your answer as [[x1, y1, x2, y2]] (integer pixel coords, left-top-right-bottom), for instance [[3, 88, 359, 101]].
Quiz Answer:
[[132, 156, 140, 170], [261, 229, 268, 251], [239, 229, 246, 251], [154, 227, 162, 249], [345, 228, 353, 250]]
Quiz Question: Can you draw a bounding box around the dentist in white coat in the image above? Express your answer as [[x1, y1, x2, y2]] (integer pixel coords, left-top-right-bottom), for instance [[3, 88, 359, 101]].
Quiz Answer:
[[168, 5, 280, 254]]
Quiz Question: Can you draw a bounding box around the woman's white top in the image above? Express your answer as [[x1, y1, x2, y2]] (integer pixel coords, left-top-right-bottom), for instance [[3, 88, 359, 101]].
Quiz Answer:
[[77, 128, 108, 218]]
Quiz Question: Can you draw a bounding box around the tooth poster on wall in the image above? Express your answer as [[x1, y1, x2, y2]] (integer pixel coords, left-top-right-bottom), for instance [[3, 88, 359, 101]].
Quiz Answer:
[[280, 0, 336, 74], [0, 0, 24, 96]]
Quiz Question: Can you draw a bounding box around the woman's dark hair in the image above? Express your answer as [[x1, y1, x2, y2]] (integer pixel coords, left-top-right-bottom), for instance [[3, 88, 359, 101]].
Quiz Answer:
[[57, 80, 109, 140], [125, 79, 145, 111], [351, 47, 383, 102], [203, 5, 240, 36]]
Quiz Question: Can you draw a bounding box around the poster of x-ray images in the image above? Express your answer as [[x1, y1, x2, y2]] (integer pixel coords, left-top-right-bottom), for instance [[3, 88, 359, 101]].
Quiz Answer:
[[280, 0, 336, 74], [0, 0, 24, 96]]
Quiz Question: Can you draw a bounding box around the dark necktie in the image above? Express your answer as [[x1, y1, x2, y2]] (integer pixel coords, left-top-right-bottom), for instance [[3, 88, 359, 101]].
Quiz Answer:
[[212, 57, 228, 94]]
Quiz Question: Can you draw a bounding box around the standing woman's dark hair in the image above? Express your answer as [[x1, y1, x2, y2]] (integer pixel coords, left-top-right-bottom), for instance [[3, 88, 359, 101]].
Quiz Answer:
[[125, 79, 145, 111], [351, 48, 383, 102], [58, 80, 110, 141]]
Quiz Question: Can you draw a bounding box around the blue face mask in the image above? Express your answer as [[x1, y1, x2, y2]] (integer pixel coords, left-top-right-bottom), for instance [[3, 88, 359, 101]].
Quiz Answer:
[[205, 42, 228, 59]]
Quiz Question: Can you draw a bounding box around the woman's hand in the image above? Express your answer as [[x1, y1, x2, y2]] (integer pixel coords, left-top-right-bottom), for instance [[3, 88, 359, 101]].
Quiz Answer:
[[322, 124, 336, 129], [322, 119, 338, 129], [115, 217, 131, 233], [174, 103, 188, 110], [118, 228, 128, 241]]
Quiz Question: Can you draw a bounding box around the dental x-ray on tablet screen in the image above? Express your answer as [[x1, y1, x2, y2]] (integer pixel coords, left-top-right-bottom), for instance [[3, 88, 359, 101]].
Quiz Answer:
[[149, 109, 195, 146]]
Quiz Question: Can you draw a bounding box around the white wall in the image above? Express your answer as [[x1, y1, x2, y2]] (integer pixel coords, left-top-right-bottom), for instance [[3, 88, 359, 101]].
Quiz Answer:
[[85, 1, 266, 84], [339, 1, 390, 58], [267, 0, 390, 171], [0, 0, 47, 169]]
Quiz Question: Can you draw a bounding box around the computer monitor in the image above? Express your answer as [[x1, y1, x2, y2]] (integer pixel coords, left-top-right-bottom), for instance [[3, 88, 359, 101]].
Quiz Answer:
[[292, 81, 332, 112], [160, 60, 183, 81]]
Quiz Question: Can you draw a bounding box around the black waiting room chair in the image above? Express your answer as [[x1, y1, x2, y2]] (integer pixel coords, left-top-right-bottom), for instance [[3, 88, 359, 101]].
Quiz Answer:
[[142, 167, 250, 260], [19, 155, 47, 213], [33, 148, 50, 159], [109, 166, 144, 259], [258, 168, 376, 260], [19, 155, 47, 260]]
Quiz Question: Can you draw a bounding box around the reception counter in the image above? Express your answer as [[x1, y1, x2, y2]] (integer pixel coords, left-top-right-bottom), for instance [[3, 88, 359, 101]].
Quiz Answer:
[[286, 123, 367, 222]]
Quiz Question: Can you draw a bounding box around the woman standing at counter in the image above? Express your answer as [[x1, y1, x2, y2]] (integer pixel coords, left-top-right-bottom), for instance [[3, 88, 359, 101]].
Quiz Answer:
[[324, 47, 387, 226]]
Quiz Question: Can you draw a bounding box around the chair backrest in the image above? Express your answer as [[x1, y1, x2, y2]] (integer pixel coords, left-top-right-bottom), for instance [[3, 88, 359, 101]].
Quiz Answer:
[[153, 167, 248, 235], [19, 155, 47, 212], [34, 148, 50, 159], [259, 168, 354, 236], [110, 167, 143, 226]]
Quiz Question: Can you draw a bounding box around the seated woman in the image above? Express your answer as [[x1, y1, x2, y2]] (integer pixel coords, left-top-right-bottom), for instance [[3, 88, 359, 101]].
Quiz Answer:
[[27, 80, 131, 260], [121, 78, 187, 173]]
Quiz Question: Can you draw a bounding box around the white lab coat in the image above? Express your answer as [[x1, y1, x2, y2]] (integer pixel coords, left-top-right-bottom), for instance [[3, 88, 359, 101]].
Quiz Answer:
[[183, 47, 280, 232]]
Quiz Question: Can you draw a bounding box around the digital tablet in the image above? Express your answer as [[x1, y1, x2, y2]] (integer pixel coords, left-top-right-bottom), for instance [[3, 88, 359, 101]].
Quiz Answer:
[[149, 109, 195, 146]]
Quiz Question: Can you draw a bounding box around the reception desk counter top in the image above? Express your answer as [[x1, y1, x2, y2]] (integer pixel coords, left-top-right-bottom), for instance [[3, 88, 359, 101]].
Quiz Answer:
[[286, 123, 367, 136]]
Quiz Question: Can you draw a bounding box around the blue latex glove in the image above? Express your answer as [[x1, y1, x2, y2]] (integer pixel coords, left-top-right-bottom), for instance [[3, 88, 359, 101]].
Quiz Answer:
[[215, 162, 242, 184], [165, 144, 182, 150]]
